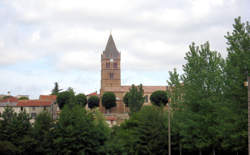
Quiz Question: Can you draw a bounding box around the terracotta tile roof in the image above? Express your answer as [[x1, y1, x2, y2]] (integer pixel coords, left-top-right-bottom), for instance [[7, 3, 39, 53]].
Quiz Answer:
[[39, 95, 57, 101], [0, 96, 19, 103], [102, 85, 167, 93], [17, 100, 52, 107], [87, 92, 98, 96]]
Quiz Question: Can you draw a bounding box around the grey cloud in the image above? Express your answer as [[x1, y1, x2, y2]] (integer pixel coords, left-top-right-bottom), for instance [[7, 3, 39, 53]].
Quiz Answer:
[[0, 0, 249, 97]]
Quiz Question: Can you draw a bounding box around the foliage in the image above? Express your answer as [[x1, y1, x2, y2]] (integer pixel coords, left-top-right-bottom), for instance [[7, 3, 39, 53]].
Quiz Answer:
[[18, 96, 29, 100], [88, 95, 100, 109], [0, 107, 35, 154], [102, 92, 116, 110], [167, 68, 184, 154], [123, 92, 129, 107], [2, 95, 11, 100], [150, 90, 168, 107], [0, 141, 19, 155], [56, 88, 75, 109], [180, 41, 225, 154], [123, 84, 144, 115], [220, 16, 250, 152], [52, 104, 109, 154], [32, 111, 54, 154], [106, 106, 168, 154], [51, 82, 62, 95], [75, 93, 87, 107], [167, 68, 183, 110]]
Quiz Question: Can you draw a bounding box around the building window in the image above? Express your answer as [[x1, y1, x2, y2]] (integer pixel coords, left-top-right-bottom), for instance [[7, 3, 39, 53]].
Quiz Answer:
[[110, 73, 114, 79], [31, 113, 36, 119], [106, 63, 110, 68], [144, 95, 148, 103], [44, 107, 47, 110], [114, 63, 117, 68], [32, 107, 36, 111], [21, 107, 23, 111]]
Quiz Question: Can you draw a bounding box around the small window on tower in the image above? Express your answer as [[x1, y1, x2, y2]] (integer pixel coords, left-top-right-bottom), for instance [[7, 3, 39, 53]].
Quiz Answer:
[[110, 73, 114, 79], [106, 63, 110, 68], [114, 63, 117, 68]]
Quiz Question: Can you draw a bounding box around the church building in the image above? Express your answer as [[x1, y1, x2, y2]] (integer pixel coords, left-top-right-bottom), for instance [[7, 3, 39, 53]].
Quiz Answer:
[[99, 34, 167, 114]]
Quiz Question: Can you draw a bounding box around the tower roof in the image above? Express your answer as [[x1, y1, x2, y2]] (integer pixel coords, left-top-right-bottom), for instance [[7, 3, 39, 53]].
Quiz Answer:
[[103, 34, 120, 59]]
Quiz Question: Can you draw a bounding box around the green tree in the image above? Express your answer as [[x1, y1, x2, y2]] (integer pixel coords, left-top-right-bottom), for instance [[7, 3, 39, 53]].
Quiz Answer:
[[75, 93, 87, 107], [0, 107, 35, 154], [56, 88, 75, 109], [167, 68, 183, 110], [106, 106, 168, 154], [123, 92, 129, 107], [88, 95, 100, 109], [102, 92, 116, 113], [220, 16, 250, 153], [51, 82, 62, 95], [181, 42, 224, 155], [167, 68, 184, 155], [52, 104, 108, 154], [123, 84, 144, 115], [150, 90, 168, 107], [0, 141, 19, 155], [18, 96, 29, 100], [32, 111, 54, 154]]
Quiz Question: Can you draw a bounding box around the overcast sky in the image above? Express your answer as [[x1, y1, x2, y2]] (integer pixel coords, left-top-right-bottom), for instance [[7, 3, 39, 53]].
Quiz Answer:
[[0, 0, 249, 98]]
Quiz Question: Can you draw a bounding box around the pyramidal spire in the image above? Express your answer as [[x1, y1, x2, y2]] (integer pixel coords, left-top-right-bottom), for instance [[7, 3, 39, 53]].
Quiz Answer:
[[103, 34, 120, 59]]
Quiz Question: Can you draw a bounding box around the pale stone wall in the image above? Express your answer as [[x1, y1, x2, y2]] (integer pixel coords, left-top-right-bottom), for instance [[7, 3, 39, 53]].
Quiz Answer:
[[0, 106, 21, 114]]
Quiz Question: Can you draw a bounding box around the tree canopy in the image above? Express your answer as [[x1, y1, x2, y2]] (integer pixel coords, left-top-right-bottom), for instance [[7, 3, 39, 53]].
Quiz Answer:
[[56, 88, 87, 109], [18, 96, 29, 100], [75, 93, 87, 107], [123, 84, 144, 115], [150, 90, 168, 107], [88, 95, 100, 109], [102, 92, 116, 111]]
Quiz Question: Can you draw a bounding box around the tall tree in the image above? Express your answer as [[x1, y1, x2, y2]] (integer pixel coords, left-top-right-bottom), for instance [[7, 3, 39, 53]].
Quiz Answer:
[[167, 68, 183, 111], [51, 82, 62, 95], [123, 84, 144, 115], [105, 106, 168, 154], [167, 68, 184, 155], [181, 42, 224, 155], [221, 16, 250, 153], [32, 111, 54, 154], [52, 105, 108, 154], [0, 107, 35, 154]]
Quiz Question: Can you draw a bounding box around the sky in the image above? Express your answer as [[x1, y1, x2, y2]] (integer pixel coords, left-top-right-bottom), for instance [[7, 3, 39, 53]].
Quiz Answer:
[[0, 0, 249, 99]]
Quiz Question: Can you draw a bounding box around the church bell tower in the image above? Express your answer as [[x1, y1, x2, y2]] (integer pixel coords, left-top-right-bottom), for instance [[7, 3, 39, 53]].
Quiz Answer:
[[101, 34, 121, 88]]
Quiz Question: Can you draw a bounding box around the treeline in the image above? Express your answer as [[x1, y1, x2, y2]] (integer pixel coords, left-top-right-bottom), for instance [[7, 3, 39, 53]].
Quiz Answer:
[[0, 105, 110, 154], [0, 17, 249, 155]]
